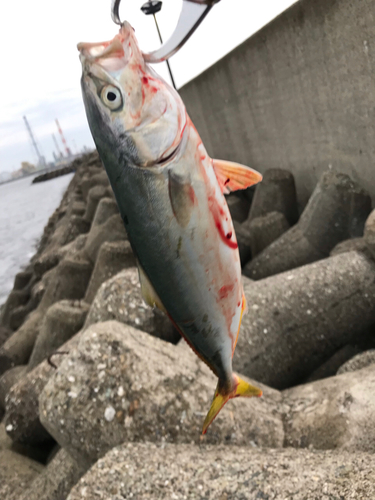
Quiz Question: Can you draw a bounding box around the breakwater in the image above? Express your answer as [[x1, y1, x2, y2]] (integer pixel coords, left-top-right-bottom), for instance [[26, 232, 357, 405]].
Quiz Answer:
[[0, 151, 375, 498]]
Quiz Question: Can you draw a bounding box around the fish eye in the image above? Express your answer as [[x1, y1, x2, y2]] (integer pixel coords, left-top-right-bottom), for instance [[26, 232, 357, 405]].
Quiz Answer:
[[101, 85, 123, 110]]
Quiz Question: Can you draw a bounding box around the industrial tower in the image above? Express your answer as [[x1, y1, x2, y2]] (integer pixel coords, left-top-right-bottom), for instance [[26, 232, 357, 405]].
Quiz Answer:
[[23, 116, 46, 167], [55, 119, 72, 157], [52, 133, 63, 159]]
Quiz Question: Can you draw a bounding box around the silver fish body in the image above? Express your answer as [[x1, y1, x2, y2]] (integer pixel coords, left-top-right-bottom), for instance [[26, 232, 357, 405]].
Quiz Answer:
[[79, 22, 262, 433]]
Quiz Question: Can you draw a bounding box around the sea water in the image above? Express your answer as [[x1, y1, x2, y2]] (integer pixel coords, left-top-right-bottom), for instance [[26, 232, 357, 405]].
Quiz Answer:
[[0, 173, 74, 306]]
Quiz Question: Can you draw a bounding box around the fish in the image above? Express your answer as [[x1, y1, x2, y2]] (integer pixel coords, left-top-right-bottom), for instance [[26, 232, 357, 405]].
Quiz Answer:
[[78, 21, 263, 434]]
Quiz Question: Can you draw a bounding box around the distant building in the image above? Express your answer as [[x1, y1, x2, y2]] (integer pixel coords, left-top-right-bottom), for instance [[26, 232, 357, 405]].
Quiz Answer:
[[21, 162, 37, 175], [11, 161, 36, 179]]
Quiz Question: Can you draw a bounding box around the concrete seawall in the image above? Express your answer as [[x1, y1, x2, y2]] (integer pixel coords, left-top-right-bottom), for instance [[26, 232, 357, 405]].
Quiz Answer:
[[179, 0, 375, 207]]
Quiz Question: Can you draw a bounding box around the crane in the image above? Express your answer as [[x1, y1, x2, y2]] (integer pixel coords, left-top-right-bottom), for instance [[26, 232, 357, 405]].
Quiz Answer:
[[23, 116, 46, 167]]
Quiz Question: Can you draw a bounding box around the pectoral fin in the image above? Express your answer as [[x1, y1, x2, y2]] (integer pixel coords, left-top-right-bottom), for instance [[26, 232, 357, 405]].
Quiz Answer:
[[212, 159, 262, 194], [168, 169, 196, 227], [137, 261, 166, 313]]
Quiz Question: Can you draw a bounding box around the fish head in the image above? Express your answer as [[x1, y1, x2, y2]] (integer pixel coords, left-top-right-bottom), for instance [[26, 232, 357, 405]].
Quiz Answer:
[[78, 22, 186, 167]]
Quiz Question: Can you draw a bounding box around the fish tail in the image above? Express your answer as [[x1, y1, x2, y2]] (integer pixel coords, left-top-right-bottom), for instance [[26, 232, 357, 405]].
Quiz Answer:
[[202, 374, 262, 435]]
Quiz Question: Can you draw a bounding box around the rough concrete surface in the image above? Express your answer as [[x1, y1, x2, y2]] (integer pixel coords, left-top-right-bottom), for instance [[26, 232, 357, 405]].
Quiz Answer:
[[337, 349, 375, 375], [236, 252, 375, 388], [284, 365, 375, 452], [40, 321, 283, 469], [85, 267, 180, 344], [68, 443, 375, 500], [0, 449, 44, 500], [18, 448, 87, 500]]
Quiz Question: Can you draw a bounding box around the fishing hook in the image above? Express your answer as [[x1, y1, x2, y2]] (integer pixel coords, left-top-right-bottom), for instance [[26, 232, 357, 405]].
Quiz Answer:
[[111, 0, 221, 63]]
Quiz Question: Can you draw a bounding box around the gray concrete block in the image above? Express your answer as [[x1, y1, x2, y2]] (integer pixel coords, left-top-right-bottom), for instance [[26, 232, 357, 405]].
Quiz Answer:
[[337, 349, 375, 375], [38, 258, 93, 313], [85, 241, 136, 304], [233, 220, 252, 266], [81, 172, 109, 201], [0, 326, 12, 348], [306, 345, 360, 383], [84, 268, 180, 344], [84, 213, 127, 263], [13, 272, 33, 291], [4, 335, 81, 448], [0, 366, 27, 414], [244, 171, 371, 280], [330, 237, 372, 258], [83, 185, 108, 223], [0, 449, 44, 500], [28, 301, 89, 370], [91, 197, 119, 228], [225, 194, 251, 223], [235, 252, 375, 389], [1, 290, 30, 329], [57, 234, 87, 261], [0, 312, 43, 376], [284, 365, 375, 452], [248, 211, 290, 257], [33, 252, 60, 279], [19, 449, 87, 500], [40, 321, 283, 469], [249, 169, 298, 225], [67, 444, 375, 500]]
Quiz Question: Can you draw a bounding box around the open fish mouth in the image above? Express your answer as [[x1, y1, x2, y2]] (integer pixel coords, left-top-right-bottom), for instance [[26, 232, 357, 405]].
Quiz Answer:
[[77, 22, 136, 71], [78, 37, 124, 60]]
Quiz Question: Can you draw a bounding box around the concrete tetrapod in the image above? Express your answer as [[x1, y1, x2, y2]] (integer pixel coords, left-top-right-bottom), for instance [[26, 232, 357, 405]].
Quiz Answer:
[[18, 448, 87, 500], [84, 267, 180, 344], [84, 241, 136, 304], [27, 300, 90, 370], [83, 185, 107, 223], [4, 335, 81, 447], [67, 443, 375, 500], [235, 252, 375, 389], [0, 450, 44, 500], [284, 364, 375, 452], [337, 350, 375, 375], [39, 321, 284, 469], [84, 213, 127, 263], [248, 168, 298, 225], [244, 170, 372, 280]]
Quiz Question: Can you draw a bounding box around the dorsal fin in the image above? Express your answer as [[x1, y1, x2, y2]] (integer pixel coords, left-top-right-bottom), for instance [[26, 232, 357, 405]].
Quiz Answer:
[[212, 159, 262, 194]]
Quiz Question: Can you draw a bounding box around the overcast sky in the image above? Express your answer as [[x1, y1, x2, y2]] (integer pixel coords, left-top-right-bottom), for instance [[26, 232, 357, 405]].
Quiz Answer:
[[0, 0, 296, 173]]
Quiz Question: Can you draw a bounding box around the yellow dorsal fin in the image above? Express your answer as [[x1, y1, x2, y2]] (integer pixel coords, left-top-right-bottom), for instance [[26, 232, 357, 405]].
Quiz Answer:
[[137, 261, 167, 314], [212, 159, 262, 194]]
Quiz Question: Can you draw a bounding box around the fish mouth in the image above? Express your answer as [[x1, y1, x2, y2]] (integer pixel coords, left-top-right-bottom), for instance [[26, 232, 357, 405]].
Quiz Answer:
[[77, 22, 137, 70]]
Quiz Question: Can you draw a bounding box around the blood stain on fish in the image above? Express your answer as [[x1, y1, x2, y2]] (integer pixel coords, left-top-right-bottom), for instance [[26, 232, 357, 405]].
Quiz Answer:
[[218, 284, 234, 301]]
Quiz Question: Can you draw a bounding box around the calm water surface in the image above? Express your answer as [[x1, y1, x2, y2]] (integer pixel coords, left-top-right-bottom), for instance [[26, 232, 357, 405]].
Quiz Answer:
[[0, 173, 74, 305]]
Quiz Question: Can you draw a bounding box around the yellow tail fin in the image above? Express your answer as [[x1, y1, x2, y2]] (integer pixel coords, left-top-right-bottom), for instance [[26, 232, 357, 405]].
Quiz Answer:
[[202, 374, 262, 435]]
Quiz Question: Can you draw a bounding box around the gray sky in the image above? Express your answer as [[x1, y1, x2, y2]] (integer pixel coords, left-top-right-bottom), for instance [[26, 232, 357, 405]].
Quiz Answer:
[[0, 0, 295, 173]]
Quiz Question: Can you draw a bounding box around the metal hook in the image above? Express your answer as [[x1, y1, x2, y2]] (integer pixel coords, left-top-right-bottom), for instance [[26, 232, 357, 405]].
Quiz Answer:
[[111, 0, 221, 63], [111, 0, 122, 26]]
